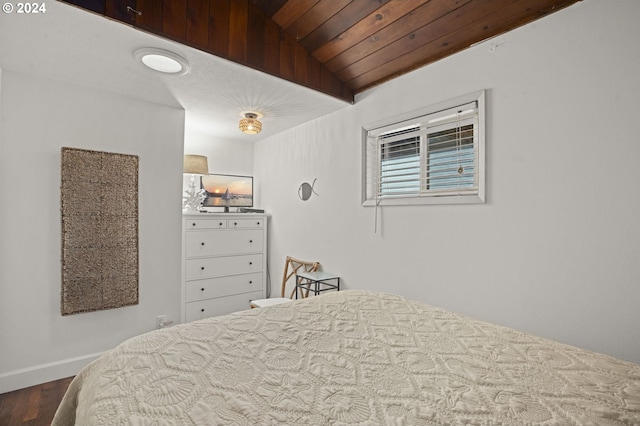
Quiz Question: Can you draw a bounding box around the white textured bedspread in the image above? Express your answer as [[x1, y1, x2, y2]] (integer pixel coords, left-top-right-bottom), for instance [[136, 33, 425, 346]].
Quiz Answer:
[[53, 290, 640, 425]]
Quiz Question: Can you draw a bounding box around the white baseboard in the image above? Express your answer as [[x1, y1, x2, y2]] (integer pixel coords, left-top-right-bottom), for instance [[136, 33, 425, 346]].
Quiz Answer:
[[0, 352, 103, 394]]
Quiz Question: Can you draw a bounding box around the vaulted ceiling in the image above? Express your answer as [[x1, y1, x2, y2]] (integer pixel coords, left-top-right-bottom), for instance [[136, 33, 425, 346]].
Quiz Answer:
[[60, 0, 581, 104]]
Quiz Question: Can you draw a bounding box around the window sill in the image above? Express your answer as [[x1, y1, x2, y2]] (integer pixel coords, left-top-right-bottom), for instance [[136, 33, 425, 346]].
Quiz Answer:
[[362, 193, 484, 206]]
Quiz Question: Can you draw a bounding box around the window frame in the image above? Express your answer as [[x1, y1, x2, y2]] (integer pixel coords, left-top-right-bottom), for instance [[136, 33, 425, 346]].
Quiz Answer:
[[362, 90, 485, 206]]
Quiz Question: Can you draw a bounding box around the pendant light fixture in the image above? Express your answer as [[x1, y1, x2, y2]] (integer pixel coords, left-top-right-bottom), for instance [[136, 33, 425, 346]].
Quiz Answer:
[[239, 112, 263, 134]]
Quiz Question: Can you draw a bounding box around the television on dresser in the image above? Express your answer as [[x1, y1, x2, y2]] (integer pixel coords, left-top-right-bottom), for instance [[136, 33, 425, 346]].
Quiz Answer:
[[200, 173, 253, 212]]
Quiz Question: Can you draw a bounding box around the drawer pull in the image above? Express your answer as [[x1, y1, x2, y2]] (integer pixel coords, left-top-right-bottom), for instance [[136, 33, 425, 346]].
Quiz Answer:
[[201, 267, 205, 270], [219, 222, 223, 226], [249, 280, 253, 284], [201, 288, 205, 291], [201, 242, 205, 246], [201, 308, 205, 312], [257, 222, 261, 225], [249, 262, 253, 265], [192, 222, 196, 227], [249, 240, 253, 243], [234, 222, 238, 226]]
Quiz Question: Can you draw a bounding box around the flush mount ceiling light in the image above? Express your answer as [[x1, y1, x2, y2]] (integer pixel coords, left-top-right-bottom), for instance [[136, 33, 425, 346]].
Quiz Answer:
[[134, 48, 190, 75], [239, 111, 263, 135]]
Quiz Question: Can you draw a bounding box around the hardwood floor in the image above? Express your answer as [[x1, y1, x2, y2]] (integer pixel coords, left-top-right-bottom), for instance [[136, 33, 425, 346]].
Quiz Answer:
[[0, 377, 73, 426]]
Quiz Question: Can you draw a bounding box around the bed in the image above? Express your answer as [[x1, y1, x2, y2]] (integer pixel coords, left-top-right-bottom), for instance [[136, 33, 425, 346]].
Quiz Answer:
[[53, 290, 640, 425]]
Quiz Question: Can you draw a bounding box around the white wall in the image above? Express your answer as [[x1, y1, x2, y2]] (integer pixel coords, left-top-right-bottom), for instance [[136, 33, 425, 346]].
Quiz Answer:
[[254, 0, 640, 364], [183, 118, 255, 211], [0, 71, 185, 393], [184, 116, 254, 176]]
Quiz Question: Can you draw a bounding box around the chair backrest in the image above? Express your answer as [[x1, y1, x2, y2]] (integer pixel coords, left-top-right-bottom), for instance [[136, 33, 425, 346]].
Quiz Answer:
[[281, 256, 320, 299]]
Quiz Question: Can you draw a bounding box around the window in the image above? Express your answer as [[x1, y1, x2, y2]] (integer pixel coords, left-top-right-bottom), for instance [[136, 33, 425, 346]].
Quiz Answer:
[[363, 91, 485, 206]]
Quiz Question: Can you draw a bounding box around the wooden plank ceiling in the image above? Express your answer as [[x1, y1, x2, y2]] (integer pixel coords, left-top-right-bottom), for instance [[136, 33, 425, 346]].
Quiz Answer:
[[60, 0, 581, 104]]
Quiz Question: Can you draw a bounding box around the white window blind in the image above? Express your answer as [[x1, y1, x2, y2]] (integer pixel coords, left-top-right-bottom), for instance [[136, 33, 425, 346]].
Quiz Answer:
[[363, 91, 485, 206], [379, 128, 420, 196]]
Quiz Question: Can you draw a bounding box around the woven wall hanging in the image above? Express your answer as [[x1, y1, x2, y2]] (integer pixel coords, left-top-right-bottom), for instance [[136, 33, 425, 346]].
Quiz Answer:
[[60, 147, 139, 315]]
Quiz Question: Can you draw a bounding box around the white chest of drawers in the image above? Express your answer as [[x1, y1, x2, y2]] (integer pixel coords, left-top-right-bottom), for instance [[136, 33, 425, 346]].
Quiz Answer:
[[182, 214, 267, 322]]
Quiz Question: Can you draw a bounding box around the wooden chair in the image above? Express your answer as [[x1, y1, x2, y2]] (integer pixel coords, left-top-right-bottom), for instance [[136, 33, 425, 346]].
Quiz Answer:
[[250, 256, 320, 308]]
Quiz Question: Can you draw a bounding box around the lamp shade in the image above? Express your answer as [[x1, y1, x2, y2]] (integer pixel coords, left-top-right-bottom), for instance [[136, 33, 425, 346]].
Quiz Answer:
[[183, 155, 209, 175]]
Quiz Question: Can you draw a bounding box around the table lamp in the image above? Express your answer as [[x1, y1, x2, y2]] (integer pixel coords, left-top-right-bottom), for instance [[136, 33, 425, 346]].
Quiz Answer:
[[183, 155, 209, 213]]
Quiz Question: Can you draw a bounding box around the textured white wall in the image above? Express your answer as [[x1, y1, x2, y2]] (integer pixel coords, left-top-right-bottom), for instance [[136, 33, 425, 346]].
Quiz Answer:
[[0, 71, 185, 392], [254, 0, 640, 363]]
